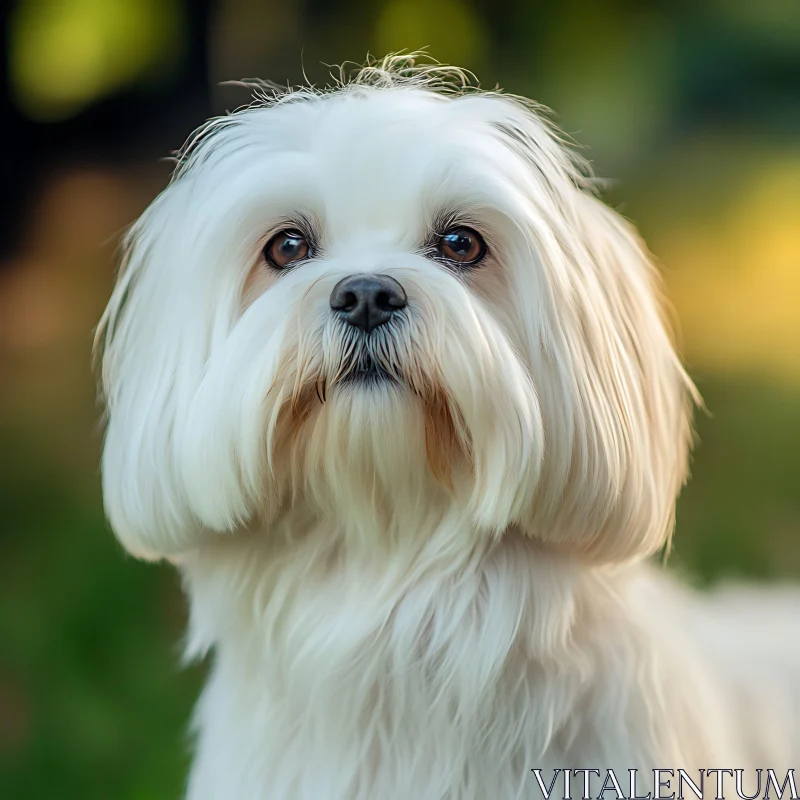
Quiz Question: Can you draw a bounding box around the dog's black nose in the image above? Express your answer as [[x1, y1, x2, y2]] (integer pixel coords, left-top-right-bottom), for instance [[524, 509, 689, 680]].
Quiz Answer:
[[329, 274, 407, 333]]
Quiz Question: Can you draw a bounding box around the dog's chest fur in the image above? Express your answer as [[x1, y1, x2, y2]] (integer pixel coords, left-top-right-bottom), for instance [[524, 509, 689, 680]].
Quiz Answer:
[[177, 518, 701, 800]]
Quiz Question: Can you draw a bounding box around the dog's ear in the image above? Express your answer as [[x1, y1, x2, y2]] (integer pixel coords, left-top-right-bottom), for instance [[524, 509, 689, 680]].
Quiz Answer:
[[480, 96, 697, 561], [95, 195, 204, 560], [519, 190, 697, 563], [96, 170, 275, 560]]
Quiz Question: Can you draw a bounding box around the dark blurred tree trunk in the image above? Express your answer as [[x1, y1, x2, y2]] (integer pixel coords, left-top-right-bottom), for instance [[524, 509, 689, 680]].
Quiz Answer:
[[1, 0, 37, 260]]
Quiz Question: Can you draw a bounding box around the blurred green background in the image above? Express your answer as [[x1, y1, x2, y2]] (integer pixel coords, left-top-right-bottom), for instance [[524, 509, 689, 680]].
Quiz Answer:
[[1, 0, 799, 797]]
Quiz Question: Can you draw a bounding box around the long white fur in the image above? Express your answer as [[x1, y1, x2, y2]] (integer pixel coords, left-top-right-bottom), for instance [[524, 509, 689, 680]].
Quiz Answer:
[[96, 56, 800, 799]]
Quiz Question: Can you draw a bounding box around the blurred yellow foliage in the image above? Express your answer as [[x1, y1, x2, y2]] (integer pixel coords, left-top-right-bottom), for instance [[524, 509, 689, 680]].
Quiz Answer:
[[664, 156, 800, 383], [10, 0, 185, 121], [374, 0, 486, 70]]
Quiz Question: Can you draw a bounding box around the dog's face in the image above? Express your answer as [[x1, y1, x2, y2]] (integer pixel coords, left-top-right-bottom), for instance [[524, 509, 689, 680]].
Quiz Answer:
[[98, 65, 695, 564]]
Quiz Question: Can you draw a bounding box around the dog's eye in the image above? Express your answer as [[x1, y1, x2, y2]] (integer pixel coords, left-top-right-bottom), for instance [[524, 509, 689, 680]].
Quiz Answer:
[[264, 230, 311, 269], [436, 226, 486, 265]]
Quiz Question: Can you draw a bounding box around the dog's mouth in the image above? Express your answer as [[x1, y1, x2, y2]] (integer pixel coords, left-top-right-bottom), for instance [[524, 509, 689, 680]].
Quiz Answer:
[[336, 351, 398, 388]]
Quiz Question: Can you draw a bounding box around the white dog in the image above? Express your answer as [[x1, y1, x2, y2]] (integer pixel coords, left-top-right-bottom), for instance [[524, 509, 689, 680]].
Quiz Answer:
[[96, 57, 800, 799]]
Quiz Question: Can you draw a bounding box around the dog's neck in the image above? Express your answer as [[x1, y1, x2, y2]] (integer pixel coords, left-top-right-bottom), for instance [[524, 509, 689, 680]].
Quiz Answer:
[[180, 509, 688, 796], [179, 503, 614, 711], [182, 503, 582, 654]]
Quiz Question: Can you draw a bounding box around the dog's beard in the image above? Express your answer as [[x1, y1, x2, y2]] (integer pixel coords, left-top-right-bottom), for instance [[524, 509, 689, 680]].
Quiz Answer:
[[274, 316, 470, 527]]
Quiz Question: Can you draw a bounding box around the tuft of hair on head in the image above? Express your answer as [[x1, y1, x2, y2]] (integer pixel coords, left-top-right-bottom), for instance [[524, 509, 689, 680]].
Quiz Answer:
[[172, 51, 594, 188]]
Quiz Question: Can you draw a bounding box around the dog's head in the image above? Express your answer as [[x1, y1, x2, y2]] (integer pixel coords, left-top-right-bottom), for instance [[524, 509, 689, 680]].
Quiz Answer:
[[97, 57, 695, 564]]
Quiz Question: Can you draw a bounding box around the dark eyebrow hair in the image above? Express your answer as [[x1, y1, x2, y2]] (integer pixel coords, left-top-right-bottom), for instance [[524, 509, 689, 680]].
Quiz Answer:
[[266, 210, 323, 249], [427, 206, 485, 239]]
